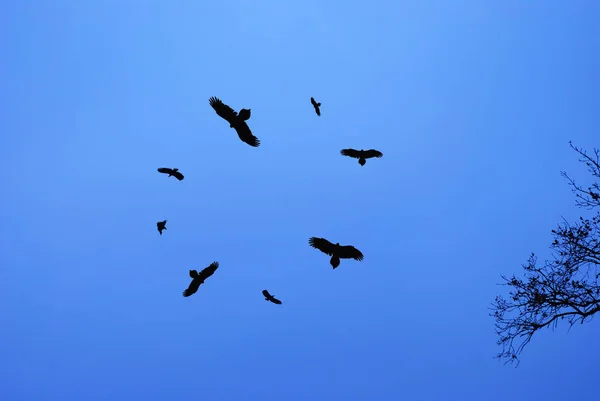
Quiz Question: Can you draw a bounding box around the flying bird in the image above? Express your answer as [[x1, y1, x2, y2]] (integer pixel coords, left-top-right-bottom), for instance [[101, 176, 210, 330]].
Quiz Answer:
[[262, 289, 282, 305], [157, 167, 184, 180], [182, 261, 219, 297], [340, 149, 383, 166], [209, 96, 260, 147], [310, 97, 321, 116], [157, 220, 167, 235], [308, 237, 364, 269]]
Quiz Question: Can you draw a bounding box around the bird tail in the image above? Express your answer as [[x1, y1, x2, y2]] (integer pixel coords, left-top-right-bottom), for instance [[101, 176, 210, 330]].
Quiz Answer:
[[330, 255, 340, 269], [317, 103, 321, 106], [189, 270, 199, 278]]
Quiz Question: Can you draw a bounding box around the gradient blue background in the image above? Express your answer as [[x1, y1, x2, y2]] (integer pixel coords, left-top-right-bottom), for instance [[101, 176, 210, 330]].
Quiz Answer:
[[2, 1, 599, 400]]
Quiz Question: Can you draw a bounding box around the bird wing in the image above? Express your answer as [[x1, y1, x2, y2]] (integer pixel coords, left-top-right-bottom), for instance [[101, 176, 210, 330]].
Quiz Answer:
[[311, 97, 317, 107], [338, 245, 364, 261], [308, 237, 336, 256], [340, 149, 361, 159], [209, 97, 238, 124], [363, 149, 383, 159], [173, 171, 185, 180], [234, 122, 261, 147], [198, 261, 219, 281], [183, 277, 201, 297], [271, 297, 282, 304], [262, 289, 271, 298], [158, 167, 173, 174]]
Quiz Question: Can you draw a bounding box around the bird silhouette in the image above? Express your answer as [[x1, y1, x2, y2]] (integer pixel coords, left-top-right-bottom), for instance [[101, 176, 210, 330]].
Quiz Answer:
[[310, 97, 321, 116], [182, 262, 219, 297], [209, 96, 260, 147], [340, 149, 383, 166], [157, 220, 167, 235], [157, 167, 184, 180], [262, 289, 282, 305], [308, 237, 364, 269]]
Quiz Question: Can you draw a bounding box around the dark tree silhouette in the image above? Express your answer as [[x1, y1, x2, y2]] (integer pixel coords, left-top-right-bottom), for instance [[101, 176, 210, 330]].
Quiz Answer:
[[157, 167, 184, 181], [182, 261, 219, 297], [262, 289, 282, 305], [310, 97, 321, 116], [340, 148, 383, 166], [157, 220, 167, 235], [308, 237, 364, 268], [209, 96, 260, 147], [491, 142, 600, 365]]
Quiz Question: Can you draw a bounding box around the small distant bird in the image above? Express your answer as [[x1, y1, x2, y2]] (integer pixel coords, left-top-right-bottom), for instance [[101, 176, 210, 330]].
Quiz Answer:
[[182, 261, 219, 297], [590, 191, 599, 201], [340, 148, 383, 166], [308, 237, 364, 269], [310, 97, 321, 116], [209, 96, 260, 147], [157, 220, 167, 235], [157, 167, 184, 180], [262, 289, 282, 305]]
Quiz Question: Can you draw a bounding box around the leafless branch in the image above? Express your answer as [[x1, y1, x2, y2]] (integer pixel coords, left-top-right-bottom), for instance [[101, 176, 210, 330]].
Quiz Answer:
[[562, 141, 600, 209]]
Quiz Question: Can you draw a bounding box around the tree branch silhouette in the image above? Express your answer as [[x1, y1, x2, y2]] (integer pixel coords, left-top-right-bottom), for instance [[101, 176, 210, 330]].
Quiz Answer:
[[491, 142, 600, 366]]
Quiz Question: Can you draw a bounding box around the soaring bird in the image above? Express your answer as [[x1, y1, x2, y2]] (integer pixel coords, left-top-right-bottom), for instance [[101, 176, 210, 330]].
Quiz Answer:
[[310, 97, 321, 116], [182, 261, 219, 297], [209, 96, 260, 147], [308, 237, 364, 269], [340, 148, 383, 166], [157, 220, 167, 235], [157, 167, 184, 180], [262, 289, 282, 305]]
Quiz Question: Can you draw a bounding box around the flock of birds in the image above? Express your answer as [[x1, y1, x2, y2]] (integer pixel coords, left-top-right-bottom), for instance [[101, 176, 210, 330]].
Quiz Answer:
[[156, 96, 384, 304]]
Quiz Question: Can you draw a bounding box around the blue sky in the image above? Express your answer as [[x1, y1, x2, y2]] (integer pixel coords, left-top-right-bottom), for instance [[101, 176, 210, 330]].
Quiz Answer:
[[1, 1, 599, 400]]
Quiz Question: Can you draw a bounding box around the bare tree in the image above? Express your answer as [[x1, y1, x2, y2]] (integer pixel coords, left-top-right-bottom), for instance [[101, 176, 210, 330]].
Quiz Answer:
[[491, 142, 600, 365]]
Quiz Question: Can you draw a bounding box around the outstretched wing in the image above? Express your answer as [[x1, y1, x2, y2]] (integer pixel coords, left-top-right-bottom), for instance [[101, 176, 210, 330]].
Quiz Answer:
[[308, 237, 336, 256], [270, 296, 282, 305], [363, 149, 383, 159], [172, 171, 185, 180], [158, 167, 173, 175], [262, 289, 271, 298], [209, 97, 238, 124], [234, 122, 261, 147], [311, 97, 317, 107], [340, 149, 361, 159], [183, 277, 201, 297], [197, 261, 219, 281], [338, 245, 364, 261]]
